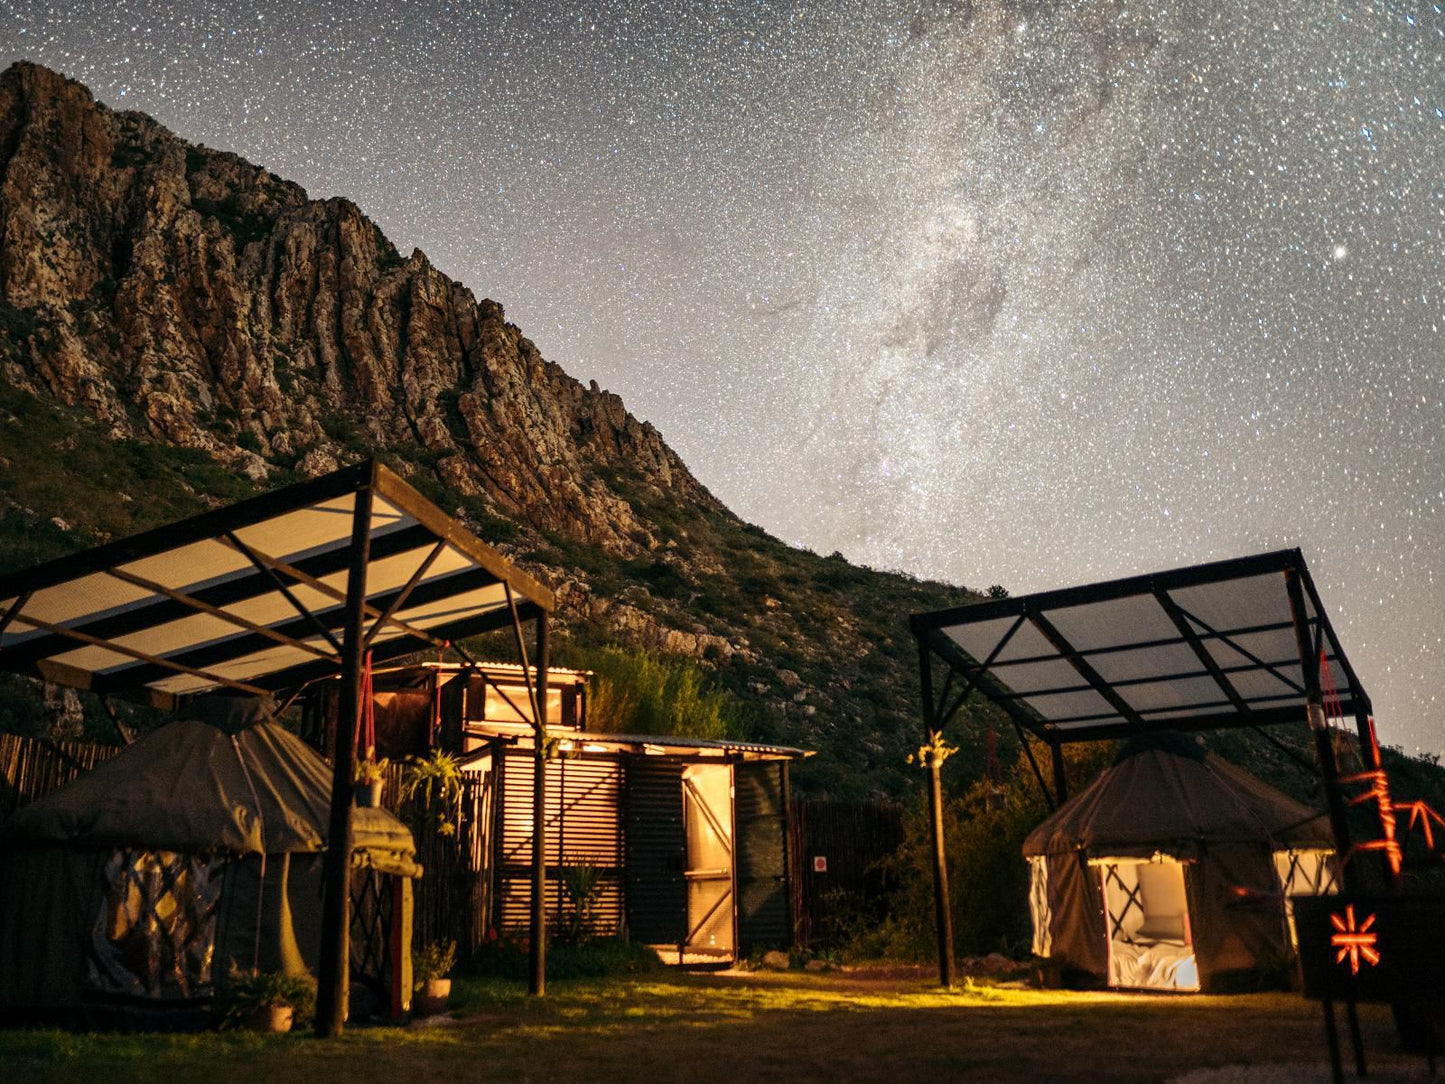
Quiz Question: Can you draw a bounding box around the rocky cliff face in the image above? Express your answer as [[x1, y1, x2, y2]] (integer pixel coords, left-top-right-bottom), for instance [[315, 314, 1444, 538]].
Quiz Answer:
[[0, 61, 708, 552], [0, 61, 983, 797]]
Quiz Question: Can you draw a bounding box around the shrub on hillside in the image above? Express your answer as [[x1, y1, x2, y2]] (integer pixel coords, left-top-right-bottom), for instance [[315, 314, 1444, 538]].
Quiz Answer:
[[579, 645, 744, 741]]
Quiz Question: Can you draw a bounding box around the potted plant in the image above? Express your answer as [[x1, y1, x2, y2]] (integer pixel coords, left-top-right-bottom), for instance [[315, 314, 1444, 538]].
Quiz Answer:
[[215, 966, 317, 1033], [400, 749, 463, 836], [354, 756, 389, 807], [413, 939, 457, 1015]]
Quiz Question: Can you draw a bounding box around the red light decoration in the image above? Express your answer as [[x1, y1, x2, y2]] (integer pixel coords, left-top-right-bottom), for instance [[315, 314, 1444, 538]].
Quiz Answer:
[[1330, 905, 1380, 975]]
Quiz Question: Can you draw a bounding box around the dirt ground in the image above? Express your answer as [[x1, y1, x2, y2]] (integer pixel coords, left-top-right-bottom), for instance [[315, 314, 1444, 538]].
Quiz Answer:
[[2, 966, 1434, 1083]]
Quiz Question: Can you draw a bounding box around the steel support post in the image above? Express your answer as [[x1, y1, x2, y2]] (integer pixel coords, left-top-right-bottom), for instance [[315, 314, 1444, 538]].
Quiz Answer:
[[315, 481, 373, 1037], [1050, 741, 1068, 805], [1284, 568, 1356, 891], [529, 612, 550, 996]]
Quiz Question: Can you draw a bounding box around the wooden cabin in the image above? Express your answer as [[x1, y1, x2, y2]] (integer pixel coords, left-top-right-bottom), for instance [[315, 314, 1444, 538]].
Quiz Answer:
[[306, 662, 809, 965]]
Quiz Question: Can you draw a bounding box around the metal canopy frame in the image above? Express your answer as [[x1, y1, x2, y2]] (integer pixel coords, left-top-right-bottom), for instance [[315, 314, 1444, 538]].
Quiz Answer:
[[908, 548, 1376, 988], [910, 549, 1370, 745], [0, 459, 558, 1030], [0, 461, 552, 707]]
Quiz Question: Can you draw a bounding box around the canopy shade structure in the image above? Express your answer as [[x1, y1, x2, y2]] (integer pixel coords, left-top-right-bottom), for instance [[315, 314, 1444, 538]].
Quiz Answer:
[[0, 459, 560, 1030], [908, 548, 1378, 990], [909, 549, 1368, 744], [0, 460, 553, 709]]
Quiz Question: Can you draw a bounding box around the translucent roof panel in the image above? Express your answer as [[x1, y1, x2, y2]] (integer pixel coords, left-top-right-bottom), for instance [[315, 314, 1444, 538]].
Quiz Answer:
[[0, 462, 553, 709], [911, 549, 1370, 741]]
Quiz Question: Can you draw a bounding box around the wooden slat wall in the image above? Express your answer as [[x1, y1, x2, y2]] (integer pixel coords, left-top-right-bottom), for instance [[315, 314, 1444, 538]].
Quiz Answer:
[[495, 751, 625, 936], [0, 733, 120, 825], [385, 761, 497, 956]]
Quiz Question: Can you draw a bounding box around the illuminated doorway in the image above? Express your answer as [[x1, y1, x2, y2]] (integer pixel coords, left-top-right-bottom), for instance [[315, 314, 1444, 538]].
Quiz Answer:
[[681, 763, 735, 960]]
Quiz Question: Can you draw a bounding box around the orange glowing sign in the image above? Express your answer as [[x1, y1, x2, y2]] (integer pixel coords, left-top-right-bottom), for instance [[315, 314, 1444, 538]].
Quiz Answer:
[[1329, 905, 1380, 975]]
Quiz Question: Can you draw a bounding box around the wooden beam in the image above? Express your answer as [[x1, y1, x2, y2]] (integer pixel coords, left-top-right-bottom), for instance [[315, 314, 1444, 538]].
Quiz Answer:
[[1170, 602, 1305, 696], [1284, 567, 1356, 892], [529, 611, 550, 998], [0, 592, 31, 640], [1013, 721, 1057, 810], [222, 534, 453, 649], [934, 613, 1026, 729], [1154, 586, 1250, 714], [224, 532, 345, 654], [917, 635, 955, 989], [0, 461, 375, 604], [910, 548, 1302, 634], [363, 540, 446, 647], [0, 525, 437, 674], [1050, 741, 1069, 804], [372, 465, 554, 612]]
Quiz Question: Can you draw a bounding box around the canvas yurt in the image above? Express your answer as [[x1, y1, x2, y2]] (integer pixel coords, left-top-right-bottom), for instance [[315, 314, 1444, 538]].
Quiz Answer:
[[1023, 734, 1337, 993], [0, 698, 420, 1026]]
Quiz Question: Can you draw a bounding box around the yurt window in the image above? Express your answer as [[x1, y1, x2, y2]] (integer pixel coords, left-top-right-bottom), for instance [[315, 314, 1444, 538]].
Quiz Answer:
[[1027, 856, 1052, 958], [1273, 848, 1338, 948], [1098, 857, 1199, 992], [87, 850, 222, 1000]]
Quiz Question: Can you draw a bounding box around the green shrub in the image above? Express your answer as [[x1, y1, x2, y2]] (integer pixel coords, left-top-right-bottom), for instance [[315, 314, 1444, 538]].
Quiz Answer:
[[469, 935, 662, 981], [855, 742, 1117, 962], [578, 645, 743, 741]]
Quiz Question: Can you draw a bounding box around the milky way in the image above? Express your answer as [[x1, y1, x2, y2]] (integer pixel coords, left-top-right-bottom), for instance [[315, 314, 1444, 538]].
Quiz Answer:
[[2, 1, 1442, 754]]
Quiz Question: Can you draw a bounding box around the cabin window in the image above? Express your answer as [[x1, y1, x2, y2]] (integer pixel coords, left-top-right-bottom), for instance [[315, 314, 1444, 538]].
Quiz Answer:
[[87, 849, 222, 1000]]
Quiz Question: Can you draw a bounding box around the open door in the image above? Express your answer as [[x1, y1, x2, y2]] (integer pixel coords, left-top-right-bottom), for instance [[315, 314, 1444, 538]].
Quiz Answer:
[[681, 763, 735, 961], [1100, 857, 1199, 991], [734, 761, 790, 952], [625, 760, 686, 947]]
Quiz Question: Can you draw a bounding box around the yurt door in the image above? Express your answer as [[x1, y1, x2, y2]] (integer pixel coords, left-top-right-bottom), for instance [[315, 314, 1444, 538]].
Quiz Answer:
[[681, 763, 735, 960], [1100, 858, 1199, 991]]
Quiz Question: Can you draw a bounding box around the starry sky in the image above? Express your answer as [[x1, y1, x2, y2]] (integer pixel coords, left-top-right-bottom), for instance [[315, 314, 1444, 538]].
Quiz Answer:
[[2, 1, 1443, 755]]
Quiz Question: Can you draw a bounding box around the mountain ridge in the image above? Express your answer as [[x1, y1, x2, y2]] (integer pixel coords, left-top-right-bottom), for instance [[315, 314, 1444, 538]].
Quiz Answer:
[[0, 60, 988, 798]]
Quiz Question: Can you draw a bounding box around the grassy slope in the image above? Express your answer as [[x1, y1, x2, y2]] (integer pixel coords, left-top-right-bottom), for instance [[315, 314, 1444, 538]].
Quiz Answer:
[[0, 971, 1415, 1084]]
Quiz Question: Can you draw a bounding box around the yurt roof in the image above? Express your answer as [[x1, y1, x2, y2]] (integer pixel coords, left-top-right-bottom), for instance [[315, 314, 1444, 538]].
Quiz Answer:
[[0, 698, 417, 875], [1022, 737, 1333, 859]]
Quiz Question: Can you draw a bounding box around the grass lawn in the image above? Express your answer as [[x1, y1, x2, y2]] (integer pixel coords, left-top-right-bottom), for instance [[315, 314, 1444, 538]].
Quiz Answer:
[[0, 968, 1419, 1083]]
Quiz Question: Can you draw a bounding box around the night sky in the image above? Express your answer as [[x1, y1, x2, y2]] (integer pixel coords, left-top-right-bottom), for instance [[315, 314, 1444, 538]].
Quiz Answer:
[[3, 2, 1442, 755]]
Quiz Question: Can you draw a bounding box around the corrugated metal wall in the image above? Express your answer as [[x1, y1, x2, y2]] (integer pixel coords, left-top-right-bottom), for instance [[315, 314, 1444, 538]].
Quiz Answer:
[[624, 758, 687, 945], [735, 760, 791, 950], [495, 750, 625, 936]]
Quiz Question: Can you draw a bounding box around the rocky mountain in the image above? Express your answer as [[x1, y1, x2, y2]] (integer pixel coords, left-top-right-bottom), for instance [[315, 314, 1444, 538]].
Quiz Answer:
[[0, 61, 988, 798]]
